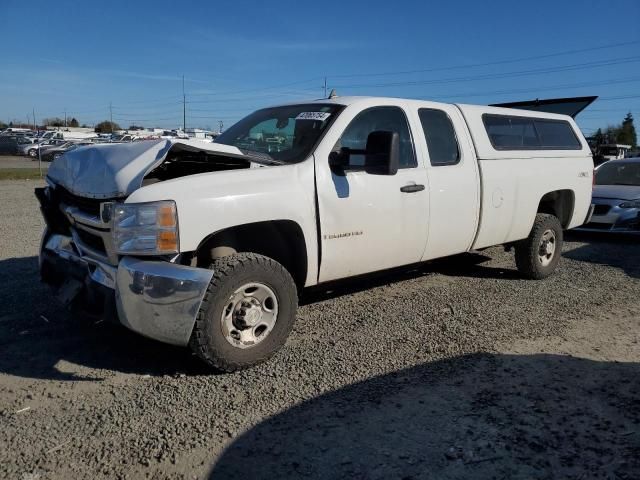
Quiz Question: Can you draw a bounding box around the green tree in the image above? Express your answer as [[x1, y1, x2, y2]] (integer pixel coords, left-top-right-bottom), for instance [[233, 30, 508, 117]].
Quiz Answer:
[[43, 117, 65, 127], [592, 128, 605, 145], [94, 121, 121, 133], [616, 112, 637, 147], [68, 117, 79, 128], [0, 121, 7, 130]]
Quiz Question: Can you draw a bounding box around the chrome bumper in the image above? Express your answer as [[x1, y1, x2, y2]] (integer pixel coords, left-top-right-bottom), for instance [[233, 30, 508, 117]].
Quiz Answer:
[[115, 257, 213, 346], [42, 233, 213, 346]]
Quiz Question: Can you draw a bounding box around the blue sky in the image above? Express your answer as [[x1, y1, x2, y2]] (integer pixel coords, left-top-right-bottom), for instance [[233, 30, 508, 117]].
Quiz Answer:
[[1, 0, 639, 134]]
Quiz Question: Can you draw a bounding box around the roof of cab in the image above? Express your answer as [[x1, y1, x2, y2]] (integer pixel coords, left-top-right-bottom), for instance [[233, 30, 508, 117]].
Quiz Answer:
[[269, 96, 590, 158], [273, 95, 577, 120]]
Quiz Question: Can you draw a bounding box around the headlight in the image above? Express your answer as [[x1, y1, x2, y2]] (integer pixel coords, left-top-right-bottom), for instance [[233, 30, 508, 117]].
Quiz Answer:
[[619, 199, 640, 208], [113, 200, 179, 255]]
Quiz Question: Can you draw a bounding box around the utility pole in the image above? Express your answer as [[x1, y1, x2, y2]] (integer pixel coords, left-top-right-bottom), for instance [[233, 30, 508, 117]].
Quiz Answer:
[[109, 102, 113, 132], [32, 108, 36, 131], [64, 109, 67, 128], [182, 74, 186, 132], [323, 77, 327, 98]]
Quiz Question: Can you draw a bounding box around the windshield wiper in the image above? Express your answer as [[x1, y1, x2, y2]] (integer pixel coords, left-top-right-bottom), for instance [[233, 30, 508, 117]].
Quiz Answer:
[[238, 149, 286, 166]]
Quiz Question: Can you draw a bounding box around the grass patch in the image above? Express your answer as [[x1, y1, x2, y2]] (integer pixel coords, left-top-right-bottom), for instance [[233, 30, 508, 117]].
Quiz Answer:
[[0, 168, 47, 180]]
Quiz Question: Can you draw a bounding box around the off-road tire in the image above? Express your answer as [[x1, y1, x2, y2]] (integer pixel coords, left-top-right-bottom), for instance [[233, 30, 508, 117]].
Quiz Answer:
[[515, 213, 563, 280], [189, 253, 297, 372]]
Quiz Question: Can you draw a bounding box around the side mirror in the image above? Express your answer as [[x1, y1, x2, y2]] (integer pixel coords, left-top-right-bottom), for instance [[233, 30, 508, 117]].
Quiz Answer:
[[329, 130, 400, 175], [365, 130, 400, 175]]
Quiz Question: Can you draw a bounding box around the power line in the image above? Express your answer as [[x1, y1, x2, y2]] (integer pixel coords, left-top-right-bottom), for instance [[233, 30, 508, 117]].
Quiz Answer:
[[329, 39, 640, 79], [598, 94, 640, 102], [332, 56, 640, 90], [428, 76, 640, 101], [185, 77, 323, 98]]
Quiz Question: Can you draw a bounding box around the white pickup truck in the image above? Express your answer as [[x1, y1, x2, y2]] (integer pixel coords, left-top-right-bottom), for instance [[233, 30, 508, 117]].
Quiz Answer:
[[36, 96, 594, 371]]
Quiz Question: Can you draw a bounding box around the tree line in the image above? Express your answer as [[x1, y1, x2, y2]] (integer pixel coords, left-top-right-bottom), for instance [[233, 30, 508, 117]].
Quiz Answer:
[[591, 112, 637, 148], [0, 118, 123, 132]]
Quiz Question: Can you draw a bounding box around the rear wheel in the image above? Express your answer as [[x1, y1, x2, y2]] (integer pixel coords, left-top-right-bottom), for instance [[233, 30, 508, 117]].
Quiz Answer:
[[189, 253, 297, 372], [28, 148, 37, 159], [515, 213, 563, 280]]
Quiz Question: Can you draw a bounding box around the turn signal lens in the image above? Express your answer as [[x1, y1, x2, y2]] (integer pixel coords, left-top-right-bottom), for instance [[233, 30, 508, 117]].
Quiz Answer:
[[157, 230, 178, 251], [158, 204, 177, 227]]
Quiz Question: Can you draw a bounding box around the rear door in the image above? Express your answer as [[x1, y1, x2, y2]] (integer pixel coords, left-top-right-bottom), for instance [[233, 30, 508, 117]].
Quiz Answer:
[[412, 106, 481, 260], [315, 104, 429, 282]]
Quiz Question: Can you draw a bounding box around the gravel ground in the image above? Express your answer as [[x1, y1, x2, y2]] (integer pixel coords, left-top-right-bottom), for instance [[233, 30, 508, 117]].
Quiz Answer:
[[0, 154, 48, 169], [0, 179, 638, 479]]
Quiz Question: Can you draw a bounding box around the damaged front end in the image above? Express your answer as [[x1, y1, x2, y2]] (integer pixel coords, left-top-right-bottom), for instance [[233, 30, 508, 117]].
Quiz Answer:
[[36, 183, 214, 346], [35, 139, 261, 345]]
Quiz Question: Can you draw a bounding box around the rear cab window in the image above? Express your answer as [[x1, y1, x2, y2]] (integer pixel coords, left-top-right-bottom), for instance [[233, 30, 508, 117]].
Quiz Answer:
[[418, 108, 460, 166], [483, 114, 581, 150]]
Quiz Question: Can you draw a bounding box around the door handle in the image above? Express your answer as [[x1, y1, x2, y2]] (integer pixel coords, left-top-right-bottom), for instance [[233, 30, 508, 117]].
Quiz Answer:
[[400, 184, 425, 193]]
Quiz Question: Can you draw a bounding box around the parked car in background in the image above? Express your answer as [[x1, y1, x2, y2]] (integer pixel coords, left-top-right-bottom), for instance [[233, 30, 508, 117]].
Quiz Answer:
[[579, 158, 640, 233], [41, 142, 92, 162], [20, 139, 68, 158], [0, 135, 34, 155], [39, 130, 98, 142], [0, 128, 32, 136], [110, 134, 134, 143]]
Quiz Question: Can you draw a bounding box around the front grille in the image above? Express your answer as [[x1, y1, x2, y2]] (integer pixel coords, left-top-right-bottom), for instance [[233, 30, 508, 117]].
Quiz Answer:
[[54, 187, 104, 217], [593, 204, 611, 216], [583, 222, 613, 230], [75, 228, 107, 254]]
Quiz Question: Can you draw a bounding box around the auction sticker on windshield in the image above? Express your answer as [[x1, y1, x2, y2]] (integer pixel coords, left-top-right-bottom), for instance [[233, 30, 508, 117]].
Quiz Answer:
[[296, 112, 332, 121]]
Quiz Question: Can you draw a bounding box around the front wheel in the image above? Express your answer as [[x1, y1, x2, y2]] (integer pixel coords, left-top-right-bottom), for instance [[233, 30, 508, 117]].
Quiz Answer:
[[515, 213, 563, 280], [189, 253, 298, 372], [28, 149, 37, 159]]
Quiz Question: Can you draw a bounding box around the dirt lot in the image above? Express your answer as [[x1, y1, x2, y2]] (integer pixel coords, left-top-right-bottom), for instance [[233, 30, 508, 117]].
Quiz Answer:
[[0, 179, 638, 480]]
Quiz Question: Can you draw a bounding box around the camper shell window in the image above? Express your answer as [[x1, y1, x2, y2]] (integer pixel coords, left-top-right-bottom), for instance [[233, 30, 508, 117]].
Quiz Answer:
[[483, 114, 581, 151]]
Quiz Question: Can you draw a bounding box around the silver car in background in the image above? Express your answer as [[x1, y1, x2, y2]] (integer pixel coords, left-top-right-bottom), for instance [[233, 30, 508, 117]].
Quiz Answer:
[[17, 139, 68, 158], [580, 158, 640, 233]]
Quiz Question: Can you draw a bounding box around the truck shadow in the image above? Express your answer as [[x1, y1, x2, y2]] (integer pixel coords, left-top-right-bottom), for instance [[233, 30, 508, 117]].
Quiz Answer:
[[209, 353, 640, 479], [565, 231, 640, 279], [301, 252, 517, 305]]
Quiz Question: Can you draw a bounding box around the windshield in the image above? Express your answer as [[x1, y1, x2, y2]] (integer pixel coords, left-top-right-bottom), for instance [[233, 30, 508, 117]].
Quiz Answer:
[[215, 103, 344, 163], [595, 162, 640, 186]]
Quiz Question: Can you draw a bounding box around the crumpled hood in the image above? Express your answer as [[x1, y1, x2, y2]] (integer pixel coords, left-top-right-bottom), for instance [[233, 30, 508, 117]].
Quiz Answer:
[[593, 184, 640, 201], [46, 139, 249, 199]]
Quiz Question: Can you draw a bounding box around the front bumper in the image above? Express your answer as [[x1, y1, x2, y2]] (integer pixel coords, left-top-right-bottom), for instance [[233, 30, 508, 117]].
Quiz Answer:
[[575, 198, 640, 234], [41, 233, 213, 346]]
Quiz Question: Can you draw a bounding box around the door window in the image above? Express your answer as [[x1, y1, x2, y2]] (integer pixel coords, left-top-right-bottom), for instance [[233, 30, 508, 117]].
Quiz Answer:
[[336, 106, 416, 168], [418, 109, 460, 166]]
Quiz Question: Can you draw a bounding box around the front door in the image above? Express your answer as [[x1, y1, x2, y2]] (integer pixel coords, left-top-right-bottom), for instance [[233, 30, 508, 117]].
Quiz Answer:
[[315, 105, 429, 283]]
